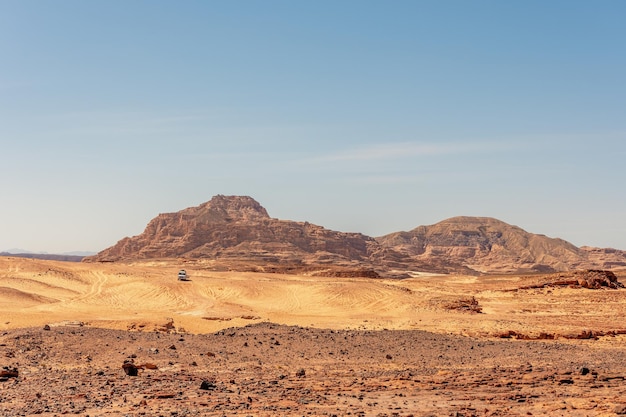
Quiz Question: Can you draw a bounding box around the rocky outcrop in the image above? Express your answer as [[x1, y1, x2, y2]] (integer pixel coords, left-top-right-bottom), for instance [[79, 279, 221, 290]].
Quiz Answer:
[[85, 196, 626, 275], [517, 270, 625, 290], [443, 296, 483, 314], [85, 196, 387, 270], [376, 216, 596, 274]]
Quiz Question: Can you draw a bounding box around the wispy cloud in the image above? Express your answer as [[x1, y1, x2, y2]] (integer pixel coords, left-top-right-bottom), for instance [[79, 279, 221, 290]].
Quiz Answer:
[[312, 141, 517, 163], [343, 173, 429, 185]]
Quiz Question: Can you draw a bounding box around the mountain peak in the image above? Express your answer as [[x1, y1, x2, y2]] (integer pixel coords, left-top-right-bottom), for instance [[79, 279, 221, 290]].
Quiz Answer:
[[429, 216, 520, 228], [186, 195, 270, 223], [85, 195, 375, 266]]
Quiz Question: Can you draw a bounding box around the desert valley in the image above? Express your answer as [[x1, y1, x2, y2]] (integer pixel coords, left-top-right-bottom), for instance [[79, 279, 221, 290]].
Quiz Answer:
[[2, 195, 626, 416]]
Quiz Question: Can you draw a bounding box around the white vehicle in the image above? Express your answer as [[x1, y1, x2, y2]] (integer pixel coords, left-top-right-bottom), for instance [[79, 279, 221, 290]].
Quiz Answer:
[[178, 269, 189, 281]]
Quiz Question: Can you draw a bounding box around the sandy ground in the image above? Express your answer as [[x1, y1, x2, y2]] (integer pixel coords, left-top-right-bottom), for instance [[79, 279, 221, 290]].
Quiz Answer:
[[2, 257, 626, 337], [2, 257, 626, 416]]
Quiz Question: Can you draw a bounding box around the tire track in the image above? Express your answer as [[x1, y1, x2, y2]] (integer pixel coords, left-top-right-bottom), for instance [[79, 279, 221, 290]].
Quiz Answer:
[[72, 271, 108, 303]]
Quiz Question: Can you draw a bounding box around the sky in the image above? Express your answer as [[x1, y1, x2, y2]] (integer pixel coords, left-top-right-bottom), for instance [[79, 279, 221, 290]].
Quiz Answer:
[[1, 1, 626, 253]]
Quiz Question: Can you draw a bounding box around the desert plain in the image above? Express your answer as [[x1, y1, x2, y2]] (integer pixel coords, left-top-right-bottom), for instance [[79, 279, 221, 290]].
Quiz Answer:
[[2, 256, 626, 416]]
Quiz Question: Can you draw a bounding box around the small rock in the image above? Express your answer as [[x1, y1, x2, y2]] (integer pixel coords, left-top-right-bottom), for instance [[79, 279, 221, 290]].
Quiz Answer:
[[0, 367, 18, 379], [122, 361, 138, 376], [43, 324, 51, 331], [200, 380, 216, 390], [296, 368, 306, 377]]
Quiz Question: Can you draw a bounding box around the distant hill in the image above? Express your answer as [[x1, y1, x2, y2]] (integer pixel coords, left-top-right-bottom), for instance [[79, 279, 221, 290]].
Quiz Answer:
[[1, 249, 95, 262], [376, 216, 620, 274], [2, 248, 35, 254], [0, 253, 87, 262], [84, 195, 626, 275], [63, 251, 97, 257]]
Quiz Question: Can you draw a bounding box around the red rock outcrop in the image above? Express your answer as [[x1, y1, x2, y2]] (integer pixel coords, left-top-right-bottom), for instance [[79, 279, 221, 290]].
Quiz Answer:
[[85, 196, 387, 270], [518, 269, 625, 290], [85, 196, 626, 275], [376, 216, 604, 273]]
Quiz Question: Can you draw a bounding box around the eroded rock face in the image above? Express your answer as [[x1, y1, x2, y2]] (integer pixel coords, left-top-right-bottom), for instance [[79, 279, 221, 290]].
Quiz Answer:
[[85, 196, 382, 268], [85, 196, 626, 275], [580, 246, 626, 269], [518, 270, 625, 290], [574, 270, 624, 289], [376, 216, 590, 274]]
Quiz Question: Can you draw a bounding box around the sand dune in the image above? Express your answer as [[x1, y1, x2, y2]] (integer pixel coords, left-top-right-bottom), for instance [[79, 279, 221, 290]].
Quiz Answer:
[[0, 286, 59, 306], [2, 256, 626, 339]]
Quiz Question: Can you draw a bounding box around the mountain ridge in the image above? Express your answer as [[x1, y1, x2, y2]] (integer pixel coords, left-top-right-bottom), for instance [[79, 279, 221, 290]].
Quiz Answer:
[[84, 195, 626, 275]]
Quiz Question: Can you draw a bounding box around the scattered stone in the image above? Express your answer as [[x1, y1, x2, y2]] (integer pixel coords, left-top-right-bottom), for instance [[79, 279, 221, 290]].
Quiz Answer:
[[444, 296, 483, 313], [200, 380, 216, 390], [3, 319, 626, 415], [155, 392, 176, 399], [122, 361, 138, 376], [0, 367, 18, 380], [43, 324, 51, 331]]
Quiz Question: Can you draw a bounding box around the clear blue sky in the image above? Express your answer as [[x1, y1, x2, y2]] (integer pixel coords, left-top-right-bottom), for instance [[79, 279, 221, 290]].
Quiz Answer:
[[2, 1, 625, 253]]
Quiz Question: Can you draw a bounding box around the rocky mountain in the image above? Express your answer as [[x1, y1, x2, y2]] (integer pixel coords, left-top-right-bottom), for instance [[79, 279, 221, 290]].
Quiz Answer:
[[85, 195, 626, 275], [377, 216, 593, 274], [85, 195, 384, 271]]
